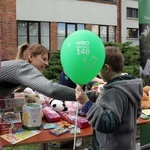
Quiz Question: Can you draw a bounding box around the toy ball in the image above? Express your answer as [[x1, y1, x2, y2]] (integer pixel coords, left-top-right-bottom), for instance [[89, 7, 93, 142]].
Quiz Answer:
[[49, 99, 68, 112]]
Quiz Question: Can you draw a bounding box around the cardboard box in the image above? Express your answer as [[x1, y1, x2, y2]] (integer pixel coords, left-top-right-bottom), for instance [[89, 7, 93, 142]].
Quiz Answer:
[[0, 112, 22, 135], [59, 111, 90, 129], [0, 98, 25, 113], [43, 107, 61, 122]]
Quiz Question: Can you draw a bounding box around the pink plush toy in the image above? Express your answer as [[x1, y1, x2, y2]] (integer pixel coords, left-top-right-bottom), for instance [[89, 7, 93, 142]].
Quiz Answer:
[[42, 106, 61, 122], [65, 101, 83, 111]]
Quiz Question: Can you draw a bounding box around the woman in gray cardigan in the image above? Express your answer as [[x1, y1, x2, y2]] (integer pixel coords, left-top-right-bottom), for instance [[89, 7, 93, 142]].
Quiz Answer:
[[0, 43, 95, 100]]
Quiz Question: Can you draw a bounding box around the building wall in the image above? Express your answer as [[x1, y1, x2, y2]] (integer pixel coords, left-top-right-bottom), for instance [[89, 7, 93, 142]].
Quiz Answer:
[[0, 0, 119, 59], [16, 0, 117, 25], [0, 0, 17, 60], [116, 0, 121, 43], [50, 23, 57, 51], [121, 0, 139, 45]]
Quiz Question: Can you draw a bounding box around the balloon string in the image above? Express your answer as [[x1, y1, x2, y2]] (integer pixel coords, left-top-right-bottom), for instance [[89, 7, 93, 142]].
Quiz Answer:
[[73, 102, 79, 150]]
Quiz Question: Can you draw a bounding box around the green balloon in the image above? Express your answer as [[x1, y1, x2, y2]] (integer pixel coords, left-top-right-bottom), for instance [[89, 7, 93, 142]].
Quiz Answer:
[[60, 30, 105, 85]]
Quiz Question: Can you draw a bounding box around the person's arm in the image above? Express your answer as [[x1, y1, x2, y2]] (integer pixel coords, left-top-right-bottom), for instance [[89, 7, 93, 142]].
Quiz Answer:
[[87, 105, 120, 133], [14, 61, 95, 101], [92, 77, 106, 84], [75, 86, 121, 134]]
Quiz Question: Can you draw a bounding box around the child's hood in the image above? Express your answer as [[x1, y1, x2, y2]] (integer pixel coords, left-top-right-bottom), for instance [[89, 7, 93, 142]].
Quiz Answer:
[[104, 75, 143, 106]]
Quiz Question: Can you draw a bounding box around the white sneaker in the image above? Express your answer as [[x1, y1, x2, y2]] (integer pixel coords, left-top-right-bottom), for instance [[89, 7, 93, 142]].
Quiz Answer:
[[75, 138, 83, 147]]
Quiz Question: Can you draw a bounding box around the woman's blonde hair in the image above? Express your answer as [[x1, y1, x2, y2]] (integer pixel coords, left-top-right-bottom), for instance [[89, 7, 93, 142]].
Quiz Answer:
[[16, 43, 50, 61], [16, 43, 29, 60]]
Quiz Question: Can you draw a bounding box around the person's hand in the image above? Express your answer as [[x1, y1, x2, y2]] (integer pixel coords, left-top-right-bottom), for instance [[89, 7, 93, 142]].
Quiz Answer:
[[75, 85, 89, 105], [98, 79, 106, 84], [91, 77, 107, 84]]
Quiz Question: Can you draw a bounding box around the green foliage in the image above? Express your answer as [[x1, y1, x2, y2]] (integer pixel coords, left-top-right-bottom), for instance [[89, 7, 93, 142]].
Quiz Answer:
[[43, 51, 63, 82], [140, 30, 150, 68], [43, 42, 141, 82], [123, 65, 140, 77], [104, 42, 140, 77]]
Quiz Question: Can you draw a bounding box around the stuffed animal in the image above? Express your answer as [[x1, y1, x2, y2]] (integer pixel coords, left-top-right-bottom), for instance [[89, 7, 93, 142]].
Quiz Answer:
[[91, 83, 104, 94], [25, 94, 45, 105], [141, 86, 150, 109], [143, 86, 150, 95], [142, 92, 149, 101], [142, 101, 150, 109], [65, 101, 83, 111], [24, 87, 35, 94], [24, 94, 45, 118], [24, 87, 50, 105], [49, 99, 68, 112]]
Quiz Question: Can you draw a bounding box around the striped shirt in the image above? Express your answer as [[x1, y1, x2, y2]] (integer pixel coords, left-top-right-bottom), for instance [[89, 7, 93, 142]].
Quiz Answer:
[[0, 60, 94, 101]]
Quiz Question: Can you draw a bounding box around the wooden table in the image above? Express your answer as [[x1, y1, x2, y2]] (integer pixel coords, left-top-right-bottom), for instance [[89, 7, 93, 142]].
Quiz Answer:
[[138, 117, 150, 125], [137, 117, 150, 150], [2, 117, 149, 150], [1, 119, 93, 150]]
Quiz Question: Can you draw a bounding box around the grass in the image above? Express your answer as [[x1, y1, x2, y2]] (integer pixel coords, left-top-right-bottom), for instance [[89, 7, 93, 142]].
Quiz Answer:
[[3, 128, 141, 150], [3, 137, 92, 150], [4, 144, 41, 150]]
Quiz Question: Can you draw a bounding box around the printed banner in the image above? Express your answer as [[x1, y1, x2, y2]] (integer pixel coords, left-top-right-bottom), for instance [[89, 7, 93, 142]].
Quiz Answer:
[[0, 35, 1, 69], [139, 0, 150, 79]]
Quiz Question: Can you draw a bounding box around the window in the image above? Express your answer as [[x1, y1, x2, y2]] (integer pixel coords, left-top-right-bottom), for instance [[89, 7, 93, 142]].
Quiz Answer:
[[41, 23, 50, 50], [100, 26, 107, 42], [101, 0, 116, 2], [17, 21, 50, 50], [127, 8, 138, 18], [58, 23, 65, 51], [109, 26, 115, 42], [67, 24, 75, 36], [18, 22, 27, 46], [57, 23, 85, 50], [92, 25, 99, 35], [29, 22, 39, 44], [126, 28, 138, 38], [80, 0, 116, 2], [92, 25, 116, 42]]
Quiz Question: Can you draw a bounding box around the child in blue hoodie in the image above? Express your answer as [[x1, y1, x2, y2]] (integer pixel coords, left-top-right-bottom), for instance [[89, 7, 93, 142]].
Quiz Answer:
[[75, 46, 143, 150]]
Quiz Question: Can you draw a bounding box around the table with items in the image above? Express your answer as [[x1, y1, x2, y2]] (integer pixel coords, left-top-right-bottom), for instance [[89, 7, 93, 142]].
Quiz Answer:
[[138, 110, 150, 149], [0, 118, 93, 150], [0, 95, 93, 150], [2, 87, 150, 150]]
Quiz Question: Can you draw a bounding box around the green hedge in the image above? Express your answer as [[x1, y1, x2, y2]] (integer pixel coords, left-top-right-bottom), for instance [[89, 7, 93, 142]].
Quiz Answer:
[[43, 42, 140, 82], [43, 51, 62, 82]]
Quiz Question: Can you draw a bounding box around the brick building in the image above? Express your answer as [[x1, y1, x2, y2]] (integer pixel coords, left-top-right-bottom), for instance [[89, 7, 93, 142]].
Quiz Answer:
[[0, 0, 138, 60]]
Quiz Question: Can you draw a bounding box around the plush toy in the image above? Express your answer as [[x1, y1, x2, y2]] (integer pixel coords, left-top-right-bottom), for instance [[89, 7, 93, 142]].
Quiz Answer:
[[91, 83, 104, 94], [23, 87, 51, 105], [25, 94, 45, 105], [49, 99, 68, 112], [142, 101, 150, 109], [142, 92, 149, 101], [24, 87, 35, 94], [141, 86, 150, 109], [65, 101, 83, 111], [143, 86, 150, 95], [24, 94, 44, 118]]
